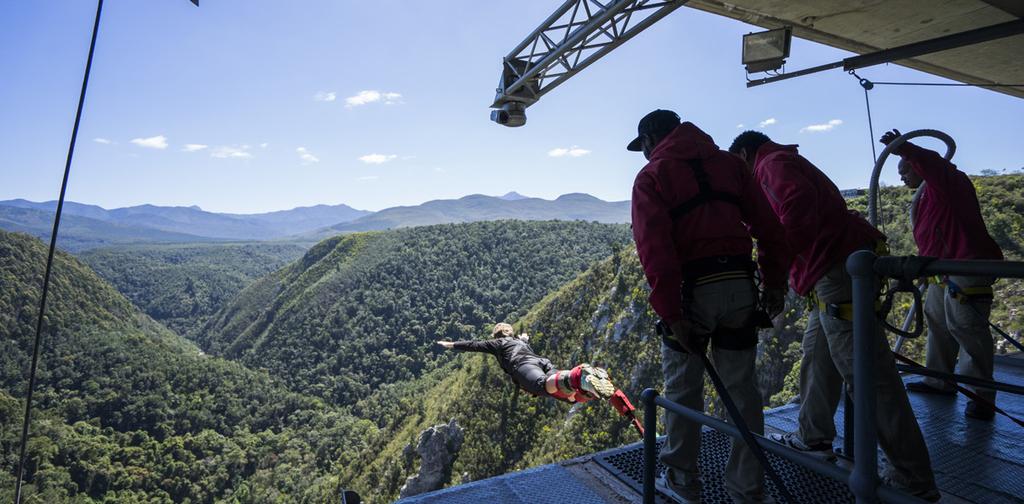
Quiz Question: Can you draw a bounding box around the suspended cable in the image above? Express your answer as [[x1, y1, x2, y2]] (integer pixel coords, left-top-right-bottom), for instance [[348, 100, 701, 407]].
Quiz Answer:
[[851, 70, 885, 234], [14, 1, 103, 502], [869, 81, 1024, 88]]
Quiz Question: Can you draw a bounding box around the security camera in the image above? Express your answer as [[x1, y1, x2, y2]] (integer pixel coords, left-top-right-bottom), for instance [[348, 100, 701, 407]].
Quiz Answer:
[[490, 102, 526, 127]]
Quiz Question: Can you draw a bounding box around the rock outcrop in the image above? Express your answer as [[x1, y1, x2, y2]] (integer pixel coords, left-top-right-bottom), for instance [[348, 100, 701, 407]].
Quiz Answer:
[[398, 418, 465, 498]]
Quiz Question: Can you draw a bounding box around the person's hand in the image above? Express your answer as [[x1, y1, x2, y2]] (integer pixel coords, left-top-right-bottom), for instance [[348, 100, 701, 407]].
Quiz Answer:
[[669, 320, 704, 354], [436, 340, 454, 349], [762, 288, 787, 318], [879, 129, 904, 153]]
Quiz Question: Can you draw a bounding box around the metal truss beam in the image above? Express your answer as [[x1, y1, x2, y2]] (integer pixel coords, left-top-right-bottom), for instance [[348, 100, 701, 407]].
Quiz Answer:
[[491, 0, 687, 110]]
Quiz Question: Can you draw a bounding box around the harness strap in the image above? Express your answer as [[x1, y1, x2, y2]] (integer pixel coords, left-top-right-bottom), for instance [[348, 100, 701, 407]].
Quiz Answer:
[[668, 157, 741, 220]]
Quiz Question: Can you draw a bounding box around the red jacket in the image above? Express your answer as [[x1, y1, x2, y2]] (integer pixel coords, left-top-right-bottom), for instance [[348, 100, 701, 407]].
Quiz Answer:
[[753, 142, 884, 296], [900, 143, 1003, 261], [631, 123, 791, 324]]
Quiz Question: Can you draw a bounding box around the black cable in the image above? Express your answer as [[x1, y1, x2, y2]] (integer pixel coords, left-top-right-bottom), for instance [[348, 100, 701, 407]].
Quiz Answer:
[[13, 1, 103, 502], [870, 81, 1024, 88], [851, 70, 885, 234], [697, 351, 797, 504]]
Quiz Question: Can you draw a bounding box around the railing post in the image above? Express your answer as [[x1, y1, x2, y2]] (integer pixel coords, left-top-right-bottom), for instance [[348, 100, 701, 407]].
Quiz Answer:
[[642, 388, 658, 504], [848, 250, 880, 503]]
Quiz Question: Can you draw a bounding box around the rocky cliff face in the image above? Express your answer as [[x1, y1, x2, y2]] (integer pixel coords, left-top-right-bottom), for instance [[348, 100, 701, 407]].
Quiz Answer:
[[398, 418, 465, 498]]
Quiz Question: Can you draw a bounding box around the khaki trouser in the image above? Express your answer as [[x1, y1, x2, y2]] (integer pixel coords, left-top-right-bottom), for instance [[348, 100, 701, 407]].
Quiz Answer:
[[660, 278, 765, 503], [922, 276, 996, 402], [795, 262, 938, 493]]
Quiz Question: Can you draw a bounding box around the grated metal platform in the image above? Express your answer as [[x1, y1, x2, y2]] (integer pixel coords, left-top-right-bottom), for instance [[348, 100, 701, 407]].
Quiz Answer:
[[594, 431, 854, 503], [396, 355, 1024, 503], [395, 464, 608, 504]]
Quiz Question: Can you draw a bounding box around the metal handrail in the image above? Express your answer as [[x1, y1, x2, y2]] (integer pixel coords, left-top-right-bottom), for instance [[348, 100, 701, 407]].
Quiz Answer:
[[639, 390, 928, 504], [849, 252, 1024, 504]]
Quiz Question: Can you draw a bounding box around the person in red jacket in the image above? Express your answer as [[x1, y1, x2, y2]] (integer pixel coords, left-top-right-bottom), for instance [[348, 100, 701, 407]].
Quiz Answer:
[[629, 110, 791, 504], [881, 129, 1004, 421], [730, 130, 939, 501]]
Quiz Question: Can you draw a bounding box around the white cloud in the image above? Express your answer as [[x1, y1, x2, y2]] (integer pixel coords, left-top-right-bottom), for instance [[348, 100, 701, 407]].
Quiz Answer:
[[735, 124, 745, 129], [94, 137, 112, 144], [130, 135, 168, 149], [313, 91, 336, 102], [758, 118, 776, 128], [296, 146, 320, 164], [182, 144, 208, 152], [359, 153, 398, 164], [345, 90, 403, 107], [260, 143, 269, 149], [357, 175, 379, 181], [548, 146, 591, 158], [210, 145, 253, 159], [800, 119, 844, 133]]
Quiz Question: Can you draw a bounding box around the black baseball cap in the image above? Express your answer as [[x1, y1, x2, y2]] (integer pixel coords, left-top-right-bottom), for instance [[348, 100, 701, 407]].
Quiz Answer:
[[626, 109, 681, 151]]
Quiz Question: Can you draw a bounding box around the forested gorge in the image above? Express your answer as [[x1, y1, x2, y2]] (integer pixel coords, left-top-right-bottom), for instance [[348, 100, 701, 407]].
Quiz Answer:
[[0, 175, 1021, 503], [80, 243, 308, 337], [0, 231, 370, 502]]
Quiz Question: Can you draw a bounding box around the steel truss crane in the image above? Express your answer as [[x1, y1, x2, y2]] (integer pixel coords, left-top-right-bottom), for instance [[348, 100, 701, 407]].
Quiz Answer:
[[490, 0, 687, 127]]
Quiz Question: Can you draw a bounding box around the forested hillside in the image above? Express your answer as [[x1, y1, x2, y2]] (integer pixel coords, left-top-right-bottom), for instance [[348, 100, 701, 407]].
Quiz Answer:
[[198, 220, 633, 406], [80, 242, 308, 337], [0, 230, 370, 503]]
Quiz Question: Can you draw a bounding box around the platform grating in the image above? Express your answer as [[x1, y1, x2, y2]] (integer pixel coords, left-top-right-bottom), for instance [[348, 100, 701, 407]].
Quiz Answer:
[[595, 430, 854, 503], [395, 464, 607, 504]]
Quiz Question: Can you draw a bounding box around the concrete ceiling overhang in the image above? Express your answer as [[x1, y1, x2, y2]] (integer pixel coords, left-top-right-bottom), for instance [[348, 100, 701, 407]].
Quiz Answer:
[[687, 0, 1024, 99]]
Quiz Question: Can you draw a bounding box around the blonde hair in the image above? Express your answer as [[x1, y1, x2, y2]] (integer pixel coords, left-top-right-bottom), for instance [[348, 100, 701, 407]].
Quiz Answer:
[[492, 322, 515, 338]]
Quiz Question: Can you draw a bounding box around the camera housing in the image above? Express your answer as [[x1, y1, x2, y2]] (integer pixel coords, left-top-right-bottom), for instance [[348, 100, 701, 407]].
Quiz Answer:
[[490, 102, 526, 127]]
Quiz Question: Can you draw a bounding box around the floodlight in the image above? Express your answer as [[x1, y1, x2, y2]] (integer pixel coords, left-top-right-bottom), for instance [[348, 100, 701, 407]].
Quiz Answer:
[[742, 27, 792, 73]]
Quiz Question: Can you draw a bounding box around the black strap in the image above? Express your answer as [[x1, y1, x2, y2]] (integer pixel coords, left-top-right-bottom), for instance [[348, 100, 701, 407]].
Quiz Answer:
[[669, 158, 741, 220]]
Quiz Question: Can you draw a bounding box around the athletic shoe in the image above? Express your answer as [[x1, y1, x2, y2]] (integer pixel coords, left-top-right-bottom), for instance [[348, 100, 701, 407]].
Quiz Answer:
[[881, 474, 942, 502], [767, 432, 837, 462], [905, 381, 955, 396], [656, 471, 701, 504], [965, 400, 995, 421], [578, 365, 616, 400]]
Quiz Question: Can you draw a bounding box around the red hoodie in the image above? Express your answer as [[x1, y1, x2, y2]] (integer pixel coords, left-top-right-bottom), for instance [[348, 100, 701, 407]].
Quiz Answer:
[[899, 143, 1003, 261], [753, 142, 884, 296], [631, 123, 791, 324]]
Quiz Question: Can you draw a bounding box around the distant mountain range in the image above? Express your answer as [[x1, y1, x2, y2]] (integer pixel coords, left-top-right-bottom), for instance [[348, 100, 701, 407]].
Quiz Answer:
[[0, 199, 370, 250], [312, 193, 630, 238], [0, 192, 630, 250]]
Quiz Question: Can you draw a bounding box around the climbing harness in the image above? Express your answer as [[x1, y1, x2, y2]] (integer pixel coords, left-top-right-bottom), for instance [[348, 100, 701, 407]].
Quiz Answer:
[[657, 321, 797, 504], [668, 158, 740, 221]]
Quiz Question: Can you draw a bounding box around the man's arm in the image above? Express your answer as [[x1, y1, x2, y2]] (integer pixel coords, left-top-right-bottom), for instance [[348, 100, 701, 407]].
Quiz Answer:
[[738, 167, 792, 290], [631, 169, 684, 324], [439, 339, 503, 355]]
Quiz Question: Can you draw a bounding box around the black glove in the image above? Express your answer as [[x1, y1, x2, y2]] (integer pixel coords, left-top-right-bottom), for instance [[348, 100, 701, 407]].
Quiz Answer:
[[879, 129, 904, 153], [762, 288, 786, 319]]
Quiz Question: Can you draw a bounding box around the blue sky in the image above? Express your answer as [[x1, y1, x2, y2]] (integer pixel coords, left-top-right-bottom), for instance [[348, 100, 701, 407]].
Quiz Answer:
[[2, 1, 1022, 213]]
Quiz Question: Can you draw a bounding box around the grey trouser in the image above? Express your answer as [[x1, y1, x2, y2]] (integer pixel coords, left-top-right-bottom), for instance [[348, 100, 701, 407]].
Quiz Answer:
[[922, 276, 996, 402], [660, 278, 765, 502], [795, 262, 937, 493]]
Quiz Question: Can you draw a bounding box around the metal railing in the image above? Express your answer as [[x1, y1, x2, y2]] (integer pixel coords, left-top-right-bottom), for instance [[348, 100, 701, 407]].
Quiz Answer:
[[641, 253, 1024, 504], [847, 252, 1023, 503]]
